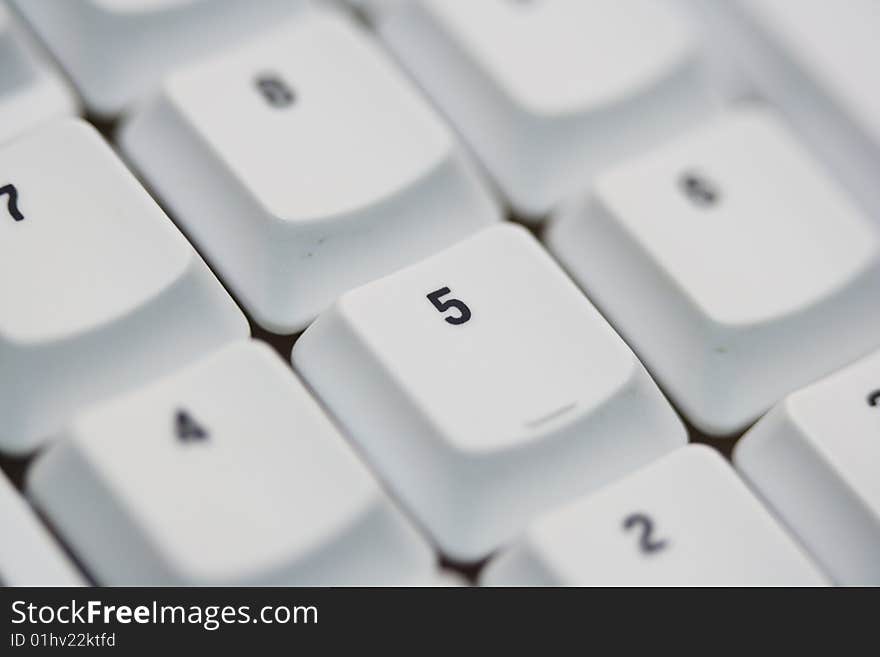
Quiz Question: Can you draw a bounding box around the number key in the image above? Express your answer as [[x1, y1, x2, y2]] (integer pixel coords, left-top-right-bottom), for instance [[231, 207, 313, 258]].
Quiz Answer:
[[548, 108, 880, 436], [120, 10, 498, 334], [293, 224, 686, 561], [735, 348, 880, 585], [482, 446, 826, 585], [28, 341, 433, 585], [0, 119, 247, 456]]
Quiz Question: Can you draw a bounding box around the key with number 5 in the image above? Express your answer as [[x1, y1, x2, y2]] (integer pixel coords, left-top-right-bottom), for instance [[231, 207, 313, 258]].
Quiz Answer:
[[293, 224, 687, 561]]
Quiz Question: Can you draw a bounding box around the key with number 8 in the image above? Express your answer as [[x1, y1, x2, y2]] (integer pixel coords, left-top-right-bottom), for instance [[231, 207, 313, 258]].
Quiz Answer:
[[293, 224, 687, 561]]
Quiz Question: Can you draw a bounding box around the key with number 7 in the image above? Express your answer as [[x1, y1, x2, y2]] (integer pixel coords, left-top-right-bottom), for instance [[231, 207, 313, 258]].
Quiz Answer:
[[293, 224, 687, 561]]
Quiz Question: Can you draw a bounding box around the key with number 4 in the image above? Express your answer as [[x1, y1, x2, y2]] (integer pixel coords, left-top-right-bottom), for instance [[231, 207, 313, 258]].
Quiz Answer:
[[28, 341, 434, 585], [482, 446, 826, 586], [0, 119, 247, 455], [293, 224, 686, 561], [547, 108, 880, 435], [735, 349, 880, 585]]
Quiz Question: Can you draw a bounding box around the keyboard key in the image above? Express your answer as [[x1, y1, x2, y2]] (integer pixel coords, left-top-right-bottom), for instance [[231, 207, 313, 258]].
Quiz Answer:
[[734, 349, 880, 585], [547, 108, 880, 435], [372, 0, 717, 218], [0, 119, 247, 455], [717, 0, 880, 220], [0, 469, 83, 586], [9, 0, 308, 116], [293, 224, 686, 561], [482, 445, 826, 586], [0, 3, 77, 143], [27, 340, 434, 585], [121, 9, 499, 334]]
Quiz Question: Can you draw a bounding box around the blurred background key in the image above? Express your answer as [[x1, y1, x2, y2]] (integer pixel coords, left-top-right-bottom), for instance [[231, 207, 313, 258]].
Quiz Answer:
[[9, 0, 310, 117]]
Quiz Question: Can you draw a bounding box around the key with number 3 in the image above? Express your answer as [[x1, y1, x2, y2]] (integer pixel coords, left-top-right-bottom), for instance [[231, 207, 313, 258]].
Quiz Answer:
[[293, 224, 687, 561]]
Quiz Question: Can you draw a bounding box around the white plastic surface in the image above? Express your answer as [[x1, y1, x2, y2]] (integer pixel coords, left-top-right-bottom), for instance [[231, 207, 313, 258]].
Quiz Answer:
[[0, 119, 248, 455], [482, 445, 826, 586], [374, 0, 717, 218], [293, 224, 686, 561], [28, 341, 435, 585], [547, 108, 880, 435], [120, 10, 499, 333], [735, 349, 880, 585]]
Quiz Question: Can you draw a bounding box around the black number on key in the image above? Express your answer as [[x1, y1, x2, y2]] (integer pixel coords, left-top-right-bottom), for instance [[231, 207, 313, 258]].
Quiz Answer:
[[623, 513, 668, 555], [0, 184, 25, 222], [175, 409, 209, 443], [679, 171, 721, 208], [868, 390, 880, 408], [427, 287, 472, 325], [255, 74, 295, 108]]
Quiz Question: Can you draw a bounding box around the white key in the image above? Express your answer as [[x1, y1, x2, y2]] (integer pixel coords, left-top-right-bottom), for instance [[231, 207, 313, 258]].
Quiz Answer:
[[120, 10, 499, 334], [707, 0, 880, 221], [482, 445, 826, 586], [27, 340, 435, 585], [9, 0, 309, 117], [734, 349, 880, 585], [547, 108, 880, 436], [371, 0, 717, 218], [0, 469, 84, 586], [293, 224, 686, 561], [0, 119, 248, 455], [0, 3, 77, 144]]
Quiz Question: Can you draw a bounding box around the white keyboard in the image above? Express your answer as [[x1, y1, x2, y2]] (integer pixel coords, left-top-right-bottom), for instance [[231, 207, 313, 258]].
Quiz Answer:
[[1, 0, 878, 587]]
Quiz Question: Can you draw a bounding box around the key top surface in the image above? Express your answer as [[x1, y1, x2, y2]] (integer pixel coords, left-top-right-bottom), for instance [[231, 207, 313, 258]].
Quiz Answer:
[[121, 9, 498, 334], [0, 119, 247, 455], [0, 469, 84, 586], [27, 340, 434, 586], [547, 107, 880, 435], [482, 445, 826, 586], [293, 224, 686, 560], [374, 0, 716, 218], [735, 349, 880, 585]]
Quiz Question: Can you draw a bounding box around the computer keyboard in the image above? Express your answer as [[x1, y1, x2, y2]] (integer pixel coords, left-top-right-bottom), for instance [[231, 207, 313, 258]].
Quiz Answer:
[[0, 0, 878, 587]]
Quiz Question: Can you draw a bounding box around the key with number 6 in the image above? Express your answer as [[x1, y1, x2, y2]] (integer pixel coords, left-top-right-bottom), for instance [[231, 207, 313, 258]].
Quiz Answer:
[[482, 445, 826, 586], [547, 108, 880, 435], [293, 224, 686, 561], [28, 340, 434, 585]]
